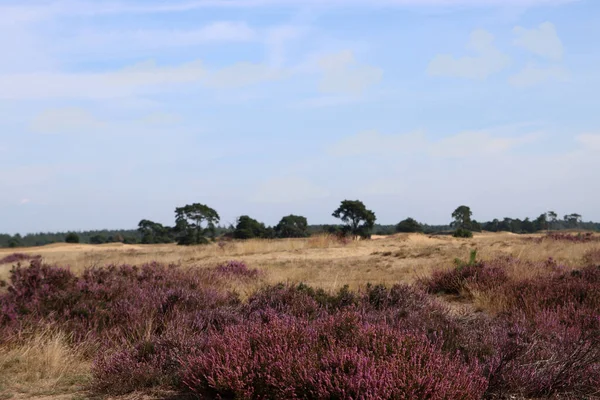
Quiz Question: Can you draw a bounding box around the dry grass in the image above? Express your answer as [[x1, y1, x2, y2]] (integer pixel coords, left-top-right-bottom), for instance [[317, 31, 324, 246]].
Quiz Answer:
[[1, 231, 598, 399], [2, 232, 598, 291], [0, 330, 90, 399]]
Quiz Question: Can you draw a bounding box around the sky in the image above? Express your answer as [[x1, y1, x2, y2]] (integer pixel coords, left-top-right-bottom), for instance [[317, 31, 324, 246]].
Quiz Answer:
[[1, 0, 599, 234]]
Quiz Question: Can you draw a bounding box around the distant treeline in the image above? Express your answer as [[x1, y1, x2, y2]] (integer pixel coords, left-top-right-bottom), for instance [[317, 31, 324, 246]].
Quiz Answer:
[[1, 205, 598, 248]]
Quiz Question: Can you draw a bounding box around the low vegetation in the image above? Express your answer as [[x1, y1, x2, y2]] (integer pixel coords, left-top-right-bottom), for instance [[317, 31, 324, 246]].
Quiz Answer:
[[1, 235, 598, 399]]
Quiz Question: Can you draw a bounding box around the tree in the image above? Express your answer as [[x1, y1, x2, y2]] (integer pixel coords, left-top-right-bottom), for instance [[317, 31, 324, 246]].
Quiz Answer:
[[233, 215, 267, 239], [138, 220, 173, 244], [521, 218, 535, 233], [564, 213, 582, 229], [174, 203, 220, 245], [547, 211, 558, 230], [332, 200, 376, 239], [7, 234, 21, 248], [451, 206, 472, 230], [90, 234, 107, 245], [395, 218, 422, 233], [534, 213, 548, 232], [275, 215, 309, 238], [65, 233, 80, 244]]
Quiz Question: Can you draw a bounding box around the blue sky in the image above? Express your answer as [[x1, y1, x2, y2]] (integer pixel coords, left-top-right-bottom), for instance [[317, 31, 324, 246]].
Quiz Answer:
[[1, 0, 599, 234]]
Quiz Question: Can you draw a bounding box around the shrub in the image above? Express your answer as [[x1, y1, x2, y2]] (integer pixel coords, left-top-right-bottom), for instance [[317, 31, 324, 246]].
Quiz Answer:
[[0, 260, 243, 343], [0, 253, 41, 265], [421, 261, 508, 297], [213, 261, 262, 279], [453, 228, 473, 238], [395, 217, 423, 233], [65, 233, 80, 244], [180, 313, 487, 399]]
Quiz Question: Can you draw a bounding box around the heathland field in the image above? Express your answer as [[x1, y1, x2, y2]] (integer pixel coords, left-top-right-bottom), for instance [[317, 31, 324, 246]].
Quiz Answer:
[[1, 232, 599, 399]]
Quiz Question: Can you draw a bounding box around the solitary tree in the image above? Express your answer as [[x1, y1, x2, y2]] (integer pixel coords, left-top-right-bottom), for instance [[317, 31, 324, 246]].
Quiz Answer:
[[174, 203, 220, 245], [275, 215, 309, 238], [451, 205, 473, 230], [332, 200, 376, 239], [395, 218, 422, 233]]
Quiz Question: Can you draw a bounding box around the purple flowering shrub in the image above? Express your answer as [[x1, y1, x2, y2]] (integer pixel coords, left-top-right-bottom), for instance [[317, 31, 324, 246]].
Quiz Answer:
[[0, 259, 241, 344], [528, 232, 600, 243], [0, 252, 41, 265], [422, 260, 600, 398], [420, 258, 510, 296], [180, 312, 488, 400], [214, 260, 262, 279], [2, 257, 599, 398]]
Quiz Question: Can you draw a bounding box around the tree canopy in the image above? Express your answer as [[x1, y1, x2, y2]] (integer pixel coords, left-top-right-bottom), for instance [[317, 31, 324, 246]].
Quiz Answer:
[[174, 203, 220, 245], [332, 200, 376, 239], [451, 205, 473, 230], [395, 218, 423, 233], [275, 215, 309, 238], [233, 215, 270, 239]]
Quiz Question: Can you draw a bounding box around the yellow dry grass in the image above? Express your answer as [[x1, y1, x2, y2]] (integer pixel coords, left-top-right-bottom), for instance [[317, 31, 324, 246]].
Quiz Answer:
[[1, 232, 598, 290], [0, 330, 90, 399]]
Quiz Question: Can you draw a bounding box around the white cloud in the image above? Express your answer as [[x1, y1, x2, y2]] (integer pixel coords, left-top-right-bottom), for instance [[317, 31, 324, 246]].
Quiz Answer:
[[0, 60, 207, 100], [318, 50, 383, 95], [330, 128, 541, 158], [576, 134, 600, 151], [513, 22, 563, 60], [60, 22, 257, 57], [430, 131, 541, 157], [265, 25, 309, 68], [330, 130, 427, 157], [0, 0, 577, 19], [251, 177, 330, 203], [29, 108, 186, 137], [427, 29, 510, 80], [30, 108, 105, 134], [0, 58, 288, 100], [509, 63, 569, 87], [19, 198, 31, 205], [207, 62, 284, 88]]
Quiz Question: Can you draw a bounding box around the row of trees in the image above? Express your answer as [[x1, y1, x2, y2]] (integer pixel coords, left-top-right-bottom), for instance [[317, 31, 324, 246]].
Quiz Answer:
[[393, 207, 589, 237], [1, 201, 594, 248], [138, 200, 378, 245]]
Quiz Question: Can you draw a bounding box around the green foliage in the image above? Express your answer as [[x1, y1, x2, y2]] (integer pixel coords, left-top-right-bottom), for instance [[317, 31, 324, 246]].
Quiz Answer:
[[332, 200, 376, 239], [65, 233, 80, 244], [275, 215, 309, 238], [233, 215, 268, 239], [451, 205, 473, 230], [174, 203, 220, 246], [453, 249, 479, 270], [137, 220, 174, 244], [395, 218, 423, 233], [453, 228, 473, 238]]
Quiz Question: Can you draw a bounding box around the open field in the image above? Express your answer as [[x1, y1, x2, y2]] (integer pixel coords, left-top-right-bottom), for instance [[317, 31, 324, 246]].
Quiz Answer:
[[2, 232, 598, 291], [1, 232, 599, 399]]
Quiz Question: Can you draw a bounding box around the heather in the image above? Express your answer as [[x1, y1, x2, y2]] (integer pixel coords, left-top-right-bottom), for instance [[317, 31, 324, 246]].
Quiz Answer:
[[0, 252, 41, 265], [1, 256, 599, 399]]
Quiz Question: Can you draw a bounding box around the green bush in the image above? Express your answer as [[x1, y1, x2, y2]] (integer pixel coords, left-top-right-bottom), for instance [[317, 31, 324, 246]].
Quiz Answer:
[[65, 233, 80, 244], [453, 228, 473, 238]]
